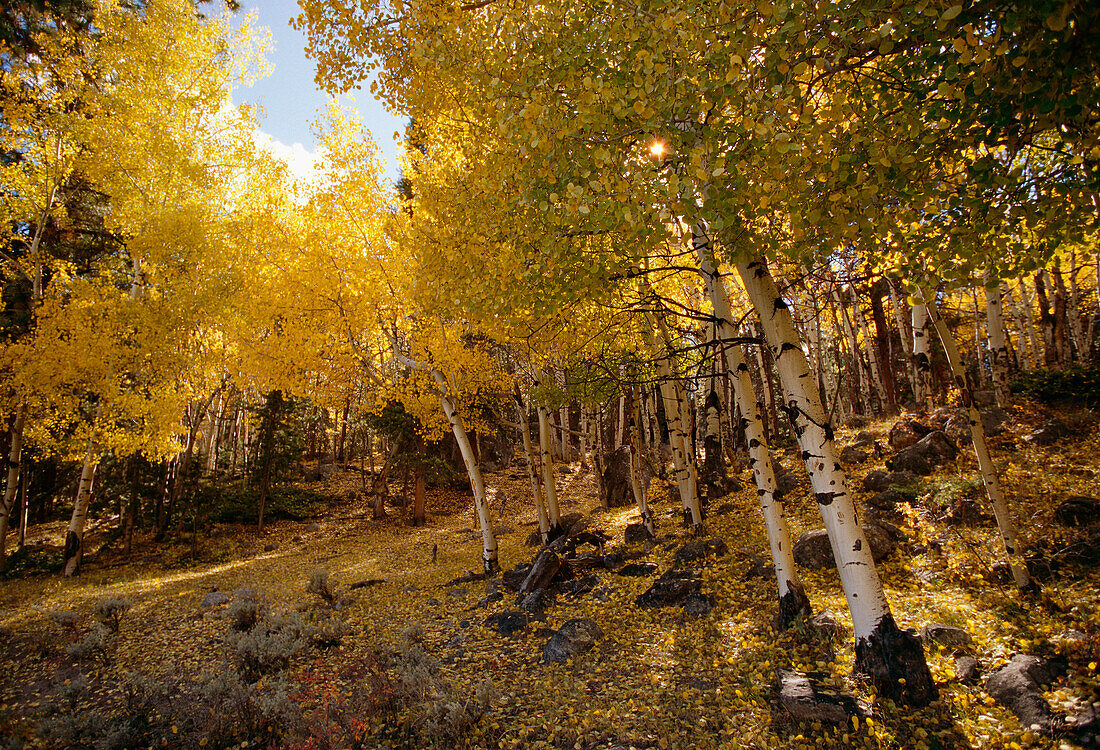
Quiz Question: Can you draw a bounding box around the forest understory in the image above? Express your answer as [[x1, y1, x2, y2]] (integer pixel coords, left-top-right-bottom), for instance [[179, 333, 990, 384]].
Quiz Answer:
[[1, 401, 1099, 750]]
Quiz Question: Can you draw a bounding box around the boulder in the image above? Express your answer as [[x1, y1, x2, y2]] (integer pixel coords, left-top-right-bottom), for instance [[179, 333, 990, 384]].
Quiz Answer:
[[984, 655, 1064, 734], [955, 655, 980, 683], [981, 406, 1009, 436], [1050, 526, 1100, 567], [776, 670, 867, 725], [616, 561, 658, 577], [636, 569, 702, 608], [447, 587, 468, 599], [525, 530, 543, 547], [1054, 496, 1100, 526], [839, 445, 870, 465], [862, 469, 919, 494], [1027, 418, 1068, 446], [201, 591, 231, 609], [520, 550, 563, 594], [624, 523, 653, 545], [886, 431, 958, 476], [851, 430, 876, 448], [808, 610, 846, 640], [794, 525, 896, 569], [543, 618, 602, 663], [772, 457, 800, 498], [673, 537, 729, 567], [1068, 702, 1100, 749], [944, 497, 989, 526], [557, 512, 585, 534], [888, 418, 931, 451], [682, 593, 714, 617], [502, 563, 532, 592], [484, 610, 527, 637], [867, 489, 907, 511], [920, 623, 972, 649]]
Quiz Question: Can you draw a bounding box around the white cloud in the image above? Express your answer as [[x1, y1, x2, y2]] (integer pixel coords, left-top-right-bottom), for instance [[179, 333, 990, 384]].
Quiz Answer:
[[251, 129, 327, 188]]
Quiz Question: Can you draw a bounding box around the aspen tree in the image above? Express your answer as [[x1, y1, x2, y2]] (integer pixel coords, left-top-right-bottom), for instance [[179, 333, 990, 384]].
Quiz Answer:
[[737, 255, 935, 705]]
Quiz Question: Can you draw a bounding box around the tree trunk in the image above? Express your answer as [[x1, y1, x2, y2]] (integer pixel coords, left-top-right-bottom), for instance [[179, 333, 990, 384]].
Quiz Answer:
[[869, 280, 898, 409], [1036, 271, 1059, 368], [737, 256, 935, 706], [984, 278, 1012, 407], [912, 301, 935, 411], [626, 385, 655, 536], [432, 369, 498, 573], [256, 389, 283, 534], [697, 238, 811, 627], [514, 385, 549, 543], [124, 456, 139, 557], [0, 405, 26, 564], [921, 288, 1036, 594], [63, 438, 100, 577], [537, 405, 563, 535], [1051, 264, 1071, 365]]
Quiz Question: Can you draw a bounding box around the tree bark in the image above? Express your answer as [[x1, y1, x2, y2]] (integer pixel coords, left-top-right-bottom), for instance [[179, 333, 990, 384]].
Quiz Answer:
[[626, 385, 656, 537], [514, 385, 549, 544], [537, 405, 563, 535], [984, 278, 1012, 407], [697, 239, 811, 627], [63, 437, 100, 577], [432, 369, 498, 573], [0, 405, 26, 564], [912, 301, 935, 411], [256, 389, 283, 534], [921, 288, 1035, 594], [737, 256, 935, 705]]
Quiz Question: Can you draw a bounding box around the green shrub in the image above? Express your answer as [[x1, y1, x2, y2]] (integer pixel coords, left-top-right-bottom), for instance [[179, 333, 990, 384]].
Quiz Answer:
[[1011, 364, 1100, 407]]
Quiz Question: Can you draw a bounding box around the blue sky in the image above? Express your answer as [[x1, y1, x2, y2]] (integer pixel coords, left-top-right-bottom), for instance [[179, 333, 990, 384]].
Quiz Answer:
[[233, 0, 406, 185]]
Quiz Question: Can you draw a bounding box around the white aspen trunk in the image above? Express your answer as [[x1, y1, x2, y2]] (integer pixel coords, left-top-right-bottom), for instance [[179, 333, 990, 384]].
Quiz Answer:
[[912, 301, 935, 411], [697, 240, 810, 626], [514, 386, 549, 544], [972, 286, 987, 385], [0, 405, 27, 562], [1003, 282, 1031, 370], [887, 280, 919, 399], [1068, 249, 1086, 360], [1019, 278, 1042, 369], [920, 290, 1035, 594], [984, 278, 1012, 407], [63, 437, 100, 577], [578, 407, 589, 470], [833, 282, 874, 413], [559, 395, 572, 463], [614, 395, 626, 450], [537, 406, 563, 533], [737, 256, 935, 705], [432, 369, 498, 573], [852, 283, 888, 411], [627, 385, 655, 536], [653, 354, 702, 529]]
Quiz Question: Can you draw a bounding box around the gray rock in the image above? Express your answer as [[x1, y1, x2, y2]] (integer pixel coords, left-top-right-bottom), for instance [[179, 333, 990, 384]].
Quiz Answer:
[[851, 430, 875, 447], [263, 542, 278, 552], [673, 537, 729, 567], [1027, 418, 1068, 446], [518, 588, 556, 616], [985, 655, 1064, 733], [485, 610, 527, 636], [557, 512, 584, 534], [839, 445, 870, 465], [616, 561, 658, 577], [636, 569, 702, 608], [921, 623, 972, 649], [888, 418, 931, 451], [543, 618, 602, 663], [424, 598, 442, 607], [1068, 702, 1100, 749], [232, 587, 257, 601], [867, 489, 907, 511], [793, 525, 896, 569], [492, 525, 514, 536], [980, 406, 1009, 436], [447, 587, 468, 599], [306, 522, 322, 532], [887, 431, 958, 476], [809, 610, 846, 640], [862, 469, 920, 493], [1054, 496, 1100, 527], [955, 655, 980, 683], [776, 670, 867, 725], [682, 593, 713, 617], [201, 591, 231, 609], [624, 523, 653, 545]]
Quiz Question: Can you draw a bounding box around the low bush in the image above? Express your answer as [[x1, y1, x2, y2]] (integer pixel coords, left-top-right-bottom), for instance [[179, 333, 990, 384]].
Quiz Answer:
[[1012, 364, 1100, 408]]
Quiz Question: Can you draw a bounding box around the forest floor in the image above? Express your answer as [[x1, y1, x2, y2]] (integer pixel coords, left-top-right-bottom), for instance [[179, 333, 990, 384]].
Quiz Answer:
[[1, 400, 1100, 750]]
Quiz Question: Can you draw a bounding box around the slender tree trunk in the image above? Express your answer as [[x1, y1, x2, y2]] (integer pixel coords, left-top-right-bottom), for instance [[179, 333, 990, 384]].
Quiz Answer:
[[1019, 278, 1042, 369], [1051, 264, 1072, 365], [432, 369, 498, 573], [514, 385, 549, 543], [737, 256, 935, 706], [869, 280, 898, 409], [984, 277, 1012, 407], [1036, 272, 1059, 368], [888, 278, 918, 400], [578, 407, 589, 471], [921, 288, 1036, 594], [17, 466, 28, 549], [912, 302, 935, 411], [537, 406, 563, 535], [0, 405, 26, 564], [697, 240, 811, 627], [124, 456, 139, 557], [626, 385, 655, 537], [63, 437, 100, 577], [256, 390, 283, 534]]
